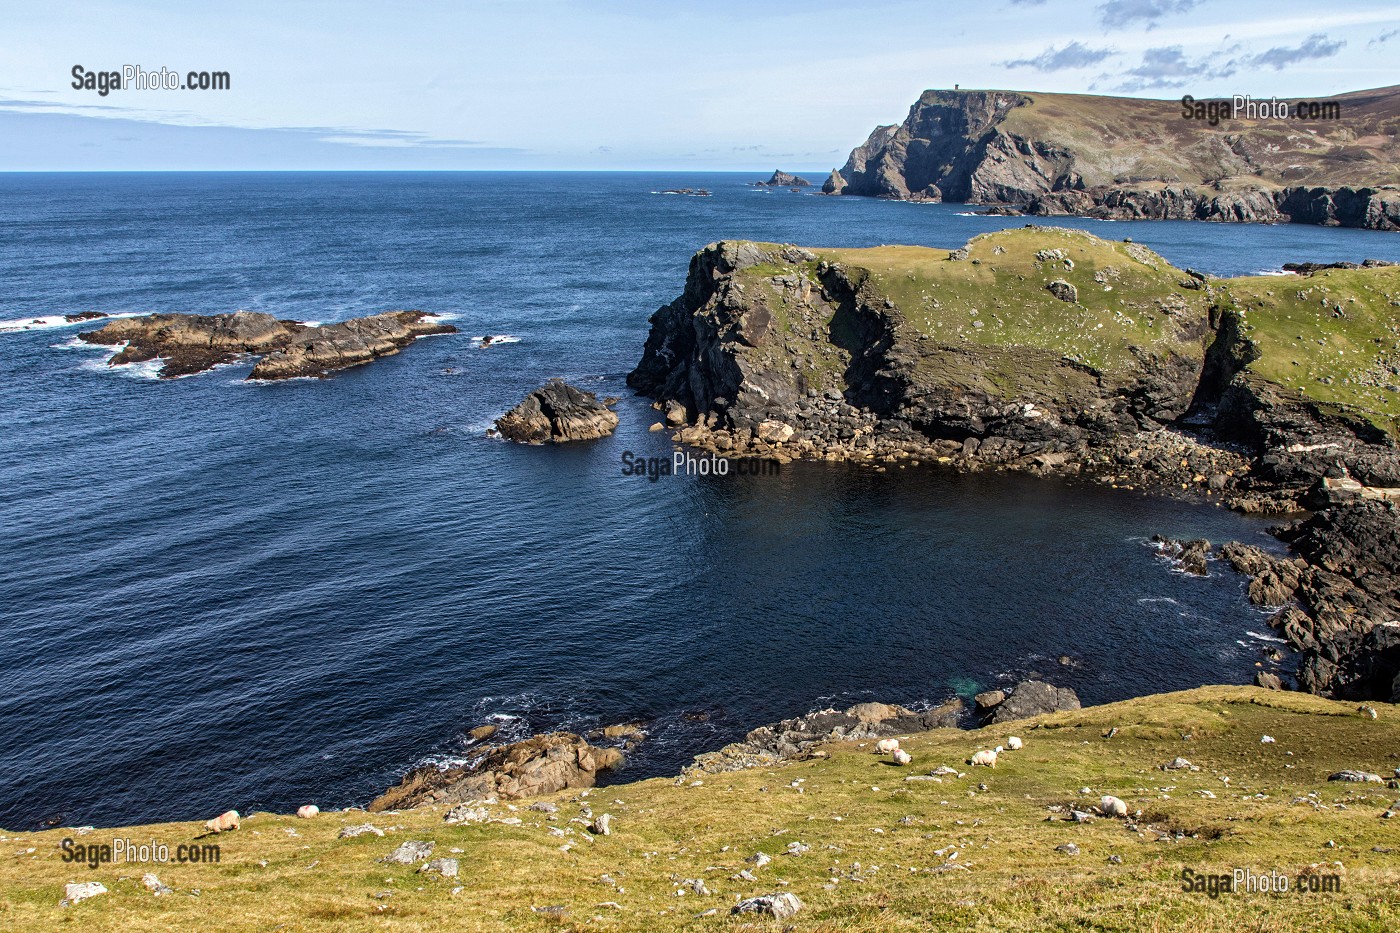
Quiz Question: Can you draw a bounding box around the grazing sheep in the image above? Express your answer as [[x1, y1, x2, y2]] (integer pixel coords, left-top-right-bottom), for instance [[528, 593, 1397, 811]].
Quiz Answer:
[[892, 749, 912, 766], [968, 746, 1002, 769], [296, 805, 319, 819], [876, 738, 901, 755], [1099, 795, 1128, 818], [1006, 736, 1023, 751], [204, 810, 240, 833]]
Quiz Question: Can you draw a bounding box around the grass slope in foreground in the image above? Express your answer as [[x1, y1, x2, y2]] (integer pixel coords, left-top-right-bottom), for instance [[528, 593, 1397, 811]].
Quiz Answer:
[[2, 688, 1397, 931]]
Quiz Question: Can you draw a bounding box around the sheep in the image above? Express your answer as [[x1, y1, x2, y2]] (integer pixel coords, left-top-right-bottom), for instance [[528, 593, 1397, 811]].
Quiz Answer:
[[968, 746, 1002, 768], [1005, 736, 1023, 751], [296, 805, 320, 819], [892, 748, 913, 766], [204, 810, 240, 833], [1099, 795, 1128, 818], [875, 738, 901, 754]]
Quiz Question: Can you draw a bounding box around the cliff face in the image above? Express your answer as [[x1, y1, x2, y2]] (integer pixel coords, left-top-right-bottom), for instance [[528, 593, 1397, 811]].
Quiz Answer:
[[629, 231, 1400, 702], [824, 86, 1400, 228]]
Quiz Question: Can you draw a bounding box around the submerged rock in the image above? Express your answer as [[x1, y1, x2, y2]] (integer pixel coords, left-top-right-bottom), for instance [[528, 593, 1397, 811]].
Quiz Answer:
[[495, 379, 619, 443]]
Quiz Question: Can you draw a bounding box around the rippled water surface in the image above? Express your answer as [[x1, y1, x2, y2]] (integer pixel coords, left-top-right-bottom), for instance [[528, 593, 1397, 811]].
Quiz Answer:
[[4, 172, 1397, 828]]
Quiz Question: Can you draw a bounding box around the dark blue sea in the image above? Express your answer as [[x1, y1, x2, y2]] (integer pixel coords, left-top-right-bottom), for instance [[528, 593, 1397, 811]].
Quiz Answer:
[[4, 172, 1398, 830]]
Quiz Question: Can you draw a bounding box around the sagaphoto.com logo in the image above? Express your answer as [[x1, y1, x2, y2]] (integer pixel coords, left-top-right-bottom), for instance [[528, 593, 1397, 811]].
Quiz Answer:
[[71, 64, 230, 96]]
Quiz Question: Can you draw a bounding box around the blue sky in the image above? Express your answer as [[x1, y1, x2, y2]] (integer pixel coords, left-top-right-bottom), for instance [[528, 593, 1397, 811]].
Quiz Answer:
[[2, 0, 1397, 171]]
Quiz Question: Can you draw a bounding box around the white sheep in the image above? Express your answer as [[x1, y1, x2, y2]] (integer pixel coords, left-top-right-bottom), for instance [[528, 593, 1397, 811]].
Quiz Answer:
[[1099, 795, 1128, 817], [1006, 736, 1023, 750], [296, 805, 319, 819], [875, 738, 901, 754], [204, 810, 240, 833], [968, 746, 1002, 769], [892, 748, 913, 766]]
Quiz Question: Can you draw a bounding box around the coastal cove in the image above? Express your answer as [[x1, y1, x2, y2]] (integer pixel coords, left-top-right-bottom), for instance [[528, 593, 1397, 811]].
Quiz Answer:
[[4, 173, 1400, 831]]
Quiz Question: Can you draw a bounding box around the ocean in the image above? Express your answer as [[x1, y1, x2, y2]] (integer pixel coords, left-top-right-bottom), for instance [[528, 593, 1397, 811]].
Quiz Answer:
[[3, 172, 1398, 829]]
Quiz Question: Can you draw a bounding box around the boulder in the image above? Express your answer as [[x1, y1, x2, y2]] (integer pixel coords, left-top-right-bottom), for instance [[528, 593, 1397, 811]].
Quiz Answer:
[[989, 680, 1081, 723], [733, 893, 803, 919], [974, 689, 1006, 711], [495, 379, 619, 443]]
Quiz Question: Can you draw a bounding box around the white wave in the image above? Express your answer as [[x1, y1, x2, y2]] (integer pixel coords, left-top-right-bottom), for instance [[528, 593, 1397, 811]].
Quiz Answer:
[[1246, 630, 1288, 644], [1252, 269, 1292, 277], [80, 356, 163, 381], [428, 311, 463, 322], [470, 334, 521, 347], [1137, 596, 1180, 605], [52, 336, 112, 351], [0, 311, 142, 335]]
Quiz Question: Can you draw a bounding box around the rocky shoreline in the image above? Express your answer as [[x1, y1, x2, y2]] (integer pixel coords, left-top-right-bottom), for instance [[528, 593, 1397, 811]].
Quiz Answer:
[[626, 231, 1400, 704], [78, 309, 455, 379]]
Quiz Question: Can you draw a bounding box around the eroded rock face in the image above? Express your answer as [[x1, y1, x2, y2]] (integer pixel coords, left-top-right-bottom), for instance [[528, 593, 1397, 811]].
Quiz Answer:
[[79, 310, 454, 379], [494, 379, 619, 443], [368, 732, 623, 811]]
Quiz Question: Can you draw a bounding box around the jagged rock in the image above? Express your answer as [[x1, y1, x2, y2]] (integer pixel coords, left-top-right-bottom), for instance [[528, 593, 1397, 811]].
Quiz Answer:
[[974, 689, 1005, 711], [755, 170, 811, 187], [989, 680, 1081, 723], [1255, 671, 1285, 690], [733, 893, 803, 919], [1046, 279, 1077, 303], [141, 873, 172, 896], [1153, 536, 1211, 576], [80, 310, 454, 379], [370, 732, 623, 810], [419, 858, 459, 878], [380, 840, 435, 865], [1328, 770, 1385, 784], [61, 881, 107, 906], [495, 379, 619, 443], [469, 724, 498, 743], [338, 823, 384, 838]]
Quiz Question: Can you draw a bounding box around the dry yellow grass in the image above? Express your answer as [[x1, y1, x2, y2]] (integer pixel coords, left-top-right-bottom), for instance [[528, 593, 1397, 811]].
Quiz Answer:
[[2, 687, 1397, 931]]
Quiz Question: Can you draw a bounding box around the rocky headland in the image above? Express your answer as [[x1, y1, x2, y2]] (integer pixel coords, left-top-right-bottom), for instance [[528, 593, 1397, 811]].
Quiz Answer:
[[78, 310, 455, 379], [755, 170, 811, 188], [494, 379, 620, 443], [820, 86, 1400, 229], [628, 228, 1400, 703]]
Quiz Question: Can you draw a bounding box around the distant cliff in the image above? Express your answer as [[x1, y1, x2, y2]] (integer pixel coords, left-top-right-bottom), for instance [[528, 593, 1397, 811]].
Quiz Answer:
[[822, 87, 1400, 229]]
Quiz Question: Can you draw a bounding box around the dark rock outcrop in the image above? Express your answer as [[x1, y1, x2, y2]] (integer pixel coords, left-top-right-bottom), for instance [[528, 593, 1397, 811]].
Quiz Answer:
[[78, 310, 454, 380], [988, 680, 1081, 723], [369, 732, 623, 811], [494, 379, 619, 443], [755, 170, 811, 187]]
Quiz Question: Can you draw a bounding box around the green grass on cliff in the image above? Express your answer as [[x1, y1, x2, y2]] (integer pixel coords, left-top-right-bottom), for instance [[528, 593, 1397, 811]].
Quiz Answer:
[[3, 687, 1398, 932], [819, 227, 1214, 377], [731, 229, 1400, 434], [1220, 266, 1400, 435]]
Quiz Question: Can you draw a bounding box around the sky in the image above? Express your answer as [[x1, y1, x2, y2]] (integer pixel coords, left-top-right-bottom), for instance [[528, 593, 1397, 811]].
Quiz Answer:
[[1, 0, 1397, 171]]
